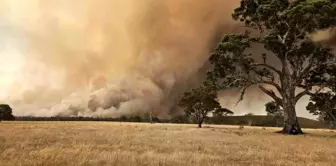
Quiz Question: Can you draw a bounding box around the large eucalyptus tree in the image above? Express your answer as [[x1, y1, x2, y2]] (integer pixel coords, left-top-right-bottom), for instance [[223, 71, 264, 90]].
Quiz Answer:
[[207, 0, 336, 134]]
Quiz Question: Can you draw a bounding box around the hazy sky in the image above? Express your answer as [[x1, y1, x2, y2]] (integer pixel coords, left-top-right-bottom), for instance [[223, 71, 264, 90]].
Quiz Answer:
[[0, 0, 322, 119]]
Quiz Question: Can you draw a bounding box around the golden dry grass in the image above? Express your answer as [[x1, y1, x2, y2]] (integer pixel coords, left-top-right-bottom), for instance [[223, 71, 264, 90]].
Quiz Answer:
[[0, 122, 335, 166]]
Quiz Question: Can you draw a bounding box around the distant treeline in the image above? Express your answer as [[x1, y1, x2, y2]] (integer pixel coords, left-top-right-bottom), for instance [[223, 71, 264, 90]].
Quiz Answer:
[[14, 115, 330, 129], [15, 115, 163, 123], [172, 115, 329, 129]]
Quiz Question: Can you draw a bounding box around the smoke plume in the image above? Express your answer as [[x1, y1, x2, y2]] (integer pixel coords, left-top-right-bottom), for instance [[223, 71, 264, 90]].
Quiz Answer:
[[312, 28, 336, 47], [0, 0, 241, 118], [0, 0, 333, 119]]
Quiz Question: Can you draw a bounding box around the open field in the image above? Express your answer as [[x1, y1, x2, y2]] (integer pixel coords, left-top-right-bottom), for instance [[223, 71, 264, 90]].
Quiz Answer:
[[0, 122, 335, 166]]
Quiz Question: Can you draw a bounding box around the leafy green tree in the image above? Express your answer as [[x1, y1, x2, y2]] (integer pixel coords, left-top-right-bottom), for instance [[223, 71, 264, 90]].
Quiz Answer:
[[307, 92, 336, 128], [179, 86, 221, 128], [265, 101, 284, 127], [207, 0, 336, 134], [307, 67, 336, 128], [306, 78, 336, 129], [265, 101, 284, 117], [213, 108, 234, 117], [0, 104, 15, 121]]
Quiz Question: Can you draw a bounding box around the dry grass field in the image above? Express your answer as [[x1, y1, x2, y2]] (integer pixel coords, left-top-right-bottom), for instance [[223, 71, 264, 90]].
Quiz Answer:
[[0, 122, 335, 166]]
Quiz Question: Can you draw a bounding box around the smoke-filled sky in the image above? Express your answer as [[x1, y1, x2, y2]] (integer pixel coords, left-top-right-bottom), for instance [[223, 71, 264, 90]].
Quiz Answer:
[[0, 0, 333, 119]]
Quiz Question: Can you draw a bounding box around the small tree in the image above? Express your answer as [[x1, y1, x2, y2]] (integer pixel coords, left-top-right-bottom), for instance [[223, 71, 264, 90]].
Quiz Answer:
[[265, 101, 284, 117], [0, 104, 15, 122], [179, 86, 221, 128], [265, 101, 284, 127], [207, 0, 336, 134], [307, 70, 336, 128], [307, 92, 336, 129], [213, 108, 234, 117]]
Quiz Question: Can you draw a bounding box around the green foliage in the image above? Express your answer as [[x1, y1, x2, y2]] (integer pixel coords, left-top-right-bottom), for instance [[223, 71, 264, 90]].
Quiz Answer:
[[209, 0, 336, 96], [179, 85, 222, 127], [0, 104, 15, 121], [307, 92, 336, 123], [211, 108, 234, 124], [306, 56, 336, 128], [265, 101, 284, 117], [207, 0, 336, 133], [213, 108, 234, 117]]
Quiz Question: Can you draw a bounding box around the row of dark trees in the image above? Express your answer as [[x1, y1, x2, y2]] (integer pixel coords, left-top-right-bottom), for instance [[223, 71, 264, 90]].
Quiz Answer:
[[13, 111, 329, 129], [179, 0, 336, 134], [0, 104, 15, 121], [2, 103, 330, 129], [14, 113, 161, 123]]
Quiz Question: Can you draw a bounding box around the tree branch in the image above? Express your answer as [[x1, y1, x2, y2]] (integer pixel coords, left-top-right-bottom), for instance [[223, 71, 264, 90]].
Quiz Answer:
[[326, 109, 336, 121], [299, 55, 314, 78], [277, 30, 289, 44], [260, 80, 283, 97], [297, 83, 326, 89], [295, 84, 327, 104], [251, 63, 282, 76], [226, 78, 244, 87], [277, 23, 290, 44], [295, 89, 314, 104], [235, 83, 254, 106], [329, 112, 336, 121], [258, 84, 283, 106]]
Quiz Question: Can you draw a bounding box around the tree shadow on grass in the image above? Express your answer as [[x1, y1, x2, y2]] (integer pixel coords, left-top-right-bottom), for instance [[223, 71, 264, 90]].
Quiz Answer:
[[274, 130, 336, 138], [274, 130, 307, 135], [303, 133, 336, 139]]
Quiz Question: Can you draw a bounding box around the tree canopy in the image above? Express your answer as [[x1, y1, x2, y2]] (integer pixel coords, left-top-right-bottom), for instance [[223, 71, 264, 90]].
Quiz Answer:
[[213, 108, 234, 117], [0, 104, 15, 121], [306, 76, 336, 128], [307, 92, 336, 122], [265, 101, 284, 117], [179, 85, 221, 128], [206, 0, 336, 134]]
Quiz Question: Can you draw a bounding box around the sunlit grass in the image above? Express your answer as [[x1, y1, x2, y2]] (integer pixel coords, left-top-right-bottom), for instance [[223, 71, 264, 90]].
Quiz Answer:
[[0, 121, 335, 166]]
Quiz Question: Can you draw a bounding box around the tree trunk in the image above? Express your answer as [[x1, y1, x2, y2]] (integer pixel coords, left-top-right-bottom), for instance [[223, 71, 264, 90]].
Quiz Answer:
[[198, 122, 202, 128], [282, 104, 303, 134], [149, 112, 153, 124], [280, 61, 303, 135], [330, 121, 336, 130], [198, 117, 204, 128]]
